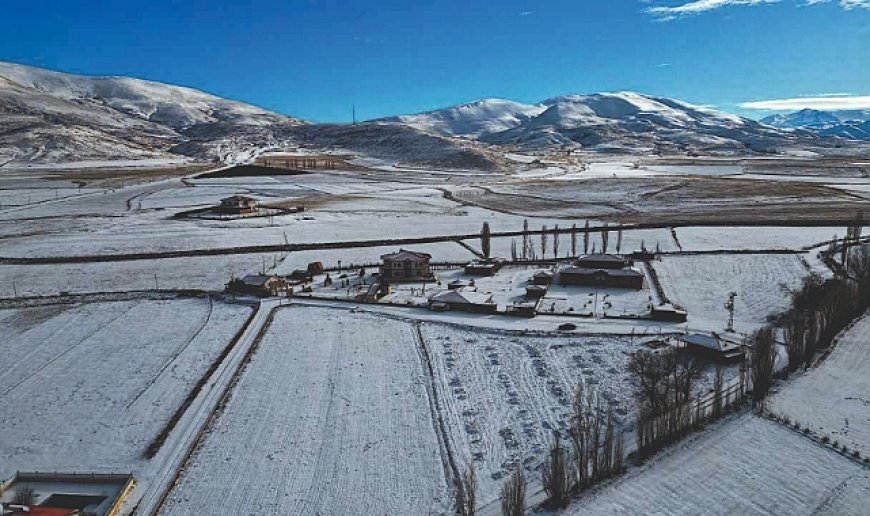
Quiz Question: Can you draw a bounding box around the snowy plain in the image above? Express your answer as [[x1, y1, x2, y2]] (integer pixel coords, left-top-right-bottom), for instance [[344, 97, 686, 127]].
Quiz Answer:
[[162, 306, 450, 515], [0, 298, 251, 478], [770, 312, 870, 456], [563, 414, 870, 515]]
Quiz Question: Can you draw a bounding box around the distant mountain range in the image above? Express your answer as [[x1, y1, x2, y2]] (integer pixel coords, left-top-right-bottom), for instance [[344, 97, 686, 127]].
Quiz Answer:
[[374, 93, 831, 154], [0, 62, 864, 169], [761, 109, 870, 140]]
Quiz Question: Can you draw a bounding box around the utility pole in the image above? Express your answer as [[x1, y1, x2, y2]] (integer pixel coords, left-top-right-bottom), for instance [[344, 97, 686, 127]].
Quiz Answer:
[[725, 292, 737, 333], [352, 105, 357, 125]]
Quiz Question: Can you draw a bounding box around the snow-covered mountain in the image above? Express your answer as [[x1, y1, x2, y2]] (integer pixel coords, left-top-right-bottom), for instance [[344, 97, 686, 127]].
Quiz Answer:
[[761, 108, 870, 141], [0, 61, 303, 165], [375, 99, 547, 138], [472, 92, 820, 154], [0, 62, 503, 170]]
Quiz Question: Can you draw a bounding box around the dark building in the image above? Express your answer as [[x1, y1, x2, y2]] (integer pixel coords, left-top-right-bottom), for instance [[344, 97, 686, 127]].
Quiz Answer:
[[676, 333, 745, 363], [379, 250, 434, 282], [464, 259, 505, 276], [559, 254, 644, 289], [428, 289, 497, 313], [217, 195, 258, 214], [226, 275, 290, 297]]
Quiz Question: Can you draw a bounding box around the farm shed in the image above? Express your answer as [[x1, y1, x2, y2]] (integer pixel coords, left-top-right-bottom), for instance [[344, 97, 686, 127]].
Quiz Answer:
[[651, 302, 688, 322], [464, 259, 505, 276], [560, 254, 644, 289], [217, 195, 258, 214], [0, 472, 134, 516], [226, 274, 290, 297], [428, 289, 497, 313], [676, 333, 745, 363], [525, 284, 548, 298], [379, 249, 434, 282], [532, 270, 555, 286], [574, 254, 632, 269]]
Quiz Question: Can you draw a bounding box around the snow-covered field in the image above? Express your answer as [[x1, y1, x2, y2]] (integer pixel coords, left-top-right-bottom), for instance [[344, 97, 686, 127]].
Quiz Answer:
[[673, 226, 847, 252], [162, 306, 449, 515], [770, 312, 870, 456], [0, 254, 272, 298], [653, 253, 810, 333], [274, 241, 476, 274], [421, 324, 639, 506], [564, 414, 870, 515], [0, 298, 252, 478]]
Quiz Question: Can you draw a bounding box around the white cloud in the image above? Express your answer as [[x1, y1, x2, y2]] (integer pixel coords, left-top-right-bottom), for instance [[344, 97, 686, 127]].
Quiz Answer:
[[740, 95, 870, 111], [646, 0, 778, 17], [645, 0, 869, 18]]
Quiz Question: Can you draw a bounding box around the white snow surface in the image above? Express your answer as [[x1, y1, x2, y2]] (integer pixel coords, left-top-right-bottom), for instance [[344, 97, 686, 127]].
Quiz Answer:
[[162, 306, 450, 515], [564, 414, 870, 515], [653, 253, 810, 333], [770, 312, 870, 456], [0, 298, 252, 478], [376, 98, 546, 137], [0, 61, 292, 129]]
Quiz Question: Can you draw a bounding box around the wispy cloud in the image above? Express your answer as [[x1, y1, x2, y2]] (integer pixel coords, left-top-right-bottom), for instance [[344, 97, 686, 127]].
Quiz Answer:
[[645, 0, 869, 19], [519, 11, 534, 16], [740, 95, 870, 111]]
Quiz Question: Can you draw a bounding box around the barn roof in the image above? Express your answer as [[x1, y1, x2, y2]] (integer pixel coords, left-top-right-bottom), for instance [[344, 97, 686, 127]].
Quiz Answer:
[[561, 266, 643, 278], [577, 254, 626, 264], [678, 333, 722, 351], [241, 274, 278, 286], [430, 289, 494, 306], [381, 249, 432, 262], [221, 195, 257, 203]]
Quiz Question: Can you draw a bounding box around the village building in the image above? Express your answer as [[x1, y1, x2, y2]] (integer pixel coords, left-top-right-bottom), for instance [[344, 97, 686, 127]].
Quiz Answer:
[[216, 195, 258, 215], [525, 284, 548, 298], [379, 249, 434, 282], [428, 289, 497, 313], [650, 302, 688, 322], [226, 274, 290, 297], [675, 333, 745, 363], [464, 259, 505, 276], [448, 279, 471, 290], [559, 254, 644, 289], [532, 270, 555, 286], [0, 472, 134, 516]]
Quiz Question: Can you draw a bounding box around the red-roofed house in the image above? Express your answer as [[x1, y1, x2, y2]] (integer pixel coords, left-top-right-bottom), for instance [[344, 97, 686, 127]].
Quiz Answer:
[[379, 249, 434, 282]]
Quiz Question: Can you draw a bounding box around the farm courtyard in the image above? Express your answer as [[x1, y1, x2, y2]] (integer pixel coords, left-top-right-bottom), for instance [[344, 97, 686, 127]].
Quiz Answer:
[[0, 157, 867, 515]]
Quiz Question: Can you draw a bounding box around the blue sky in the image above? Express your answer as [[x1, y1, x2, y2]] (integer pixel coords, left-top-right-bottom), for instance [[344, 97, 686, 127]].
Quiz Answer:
[[1, 0, 868, 122]]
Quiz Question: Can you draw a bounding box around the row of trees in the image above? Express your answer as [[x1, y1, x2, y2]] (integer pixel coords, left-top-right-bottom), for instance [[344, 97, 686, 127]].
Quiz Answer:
[[780, 245, 870, 375], [506, 220, 629, 261], [453, 462, 525, 516], [541, 385, 626, 509]]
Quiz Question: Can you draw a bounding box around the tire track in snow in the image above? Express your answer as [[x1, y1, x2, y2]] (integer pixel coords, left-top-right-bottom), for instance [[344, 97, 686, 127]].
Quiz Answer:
[[0, 301, 138, 400]]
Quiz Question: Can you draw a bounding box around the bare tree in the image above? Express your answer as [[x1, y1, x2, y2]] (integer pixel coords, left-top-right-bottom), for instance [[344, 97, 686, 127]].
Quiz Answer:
[[510, 239, 518, 261], [453, 464, 477, 516], [541, 225, 549, 259], [542, 431, 571, 509], [500, 465, 526, 516], [522, 219, 530, 260], [14, 486, 35, 506], [481, 222, 492, 260], [553, 224, 560, 258], [601, 223, 610, 254], [571, 223, 578, 256], [750, 326, 776, 406], [583, 221, 590, 254], [616, 224, 624, 254]]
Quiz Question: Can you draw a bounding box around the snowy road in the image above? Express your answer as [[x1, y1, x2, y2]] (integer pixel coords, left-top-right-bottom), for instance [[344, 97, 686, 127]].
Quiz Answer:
[[133, 298, 279, 515]]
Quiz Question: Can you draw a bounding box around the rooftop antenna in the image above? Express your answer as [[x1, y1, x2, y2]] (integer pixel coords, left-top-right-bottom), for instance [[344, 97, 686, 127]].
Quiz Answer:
[[725, 292, 737, 333]]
